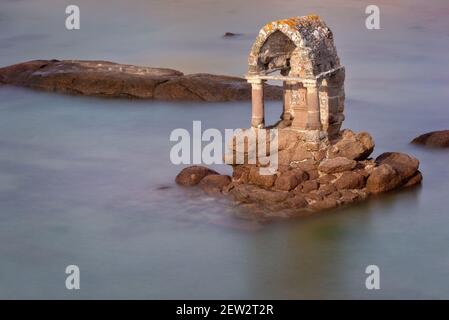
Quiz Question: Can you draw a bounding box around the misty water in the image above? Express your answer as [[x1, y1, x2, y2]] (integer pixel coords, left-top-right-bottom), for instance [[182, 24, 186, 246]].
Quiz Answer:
[[0, 0, 449, 299]]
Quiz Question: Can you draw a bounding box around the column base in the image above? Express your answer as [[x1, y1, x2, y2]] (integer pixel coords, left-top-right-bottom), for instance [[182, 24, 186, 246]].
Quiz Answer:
[[251, 118, 265, 128], [306, 124, 322, 130], [281, 112, 293, 121]]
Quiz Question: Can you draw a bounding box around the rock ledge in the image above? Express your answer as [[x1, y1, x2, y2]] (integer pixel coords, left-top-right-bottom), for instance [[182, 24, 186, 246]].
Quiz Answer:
[[0, 60, 283, 102]]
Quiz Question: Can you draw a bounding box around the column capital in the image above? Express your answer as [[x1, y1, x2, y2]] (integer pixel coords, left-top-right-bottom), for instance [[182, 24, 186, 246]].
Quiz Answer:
[[302, 80, 318, 88], [284, 80, 298, 85], [249, 82, 265, 90], [246, 76, 266, 85]]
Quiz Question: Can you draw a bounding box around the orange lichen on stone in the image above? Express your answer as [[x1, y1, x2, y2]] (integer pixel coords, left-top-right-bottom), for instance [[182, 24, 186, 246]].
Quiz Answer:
[[264, 23, 274, 32], [277, 17, 301, 28], [305, 14, 321, 21], [261, 15, 323, 35]]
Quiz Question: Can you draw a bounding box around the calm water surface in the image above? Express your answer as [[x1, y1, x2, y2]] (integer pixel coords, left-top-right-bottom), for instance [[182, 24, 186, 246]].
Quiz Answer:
[[0, 0, 448, 299]]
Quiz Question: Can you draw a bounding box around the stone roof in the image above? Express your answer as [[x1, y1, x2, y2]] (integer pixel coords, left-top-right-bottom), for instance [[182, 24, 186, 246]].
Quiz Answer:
[[248, 15, 341, 78]]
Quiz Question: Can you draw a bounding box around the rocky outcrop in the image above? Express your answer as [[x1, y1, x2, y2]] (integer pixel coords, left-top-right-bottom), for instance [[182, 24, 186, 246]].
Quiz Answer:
[[412, 130, 449, 148], [175, 130, 422, 219], [0, 60, 283, 102]]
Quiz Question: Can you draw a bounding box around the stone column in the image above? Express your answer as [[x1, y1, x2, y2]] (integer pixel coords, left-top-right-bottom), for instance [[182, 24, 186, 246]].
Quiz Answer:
[[249, 79, 265, 128], [305, 83, 322, 130], [282, 81, 292, 120], [291, 82, 308, 130]]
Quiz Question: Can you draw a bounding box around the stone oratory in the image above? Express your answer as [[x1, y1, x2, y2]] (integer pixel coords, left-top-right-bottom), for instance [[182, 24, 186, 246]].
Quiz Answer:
[[175, 15, 422, 217], [246, 15, 345, 142]]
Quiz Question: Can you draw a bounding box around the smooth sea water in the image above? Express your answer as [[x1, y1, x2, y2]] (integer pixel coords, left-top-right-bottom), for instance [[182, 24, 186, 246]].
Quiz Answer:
[[0, 0, 448, 299]]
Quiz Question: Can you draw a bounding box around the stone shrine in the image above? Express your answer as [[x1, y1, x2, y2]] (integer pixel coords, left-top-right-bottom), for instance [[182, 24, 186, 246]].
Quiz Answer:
[[246, 15, 345, 143]]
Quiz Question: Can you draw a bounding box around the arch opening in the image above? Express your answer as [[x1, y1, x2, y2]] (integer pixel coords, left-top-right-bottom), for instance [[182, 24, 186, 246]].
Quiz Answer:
[[257, 30, 296, 76]]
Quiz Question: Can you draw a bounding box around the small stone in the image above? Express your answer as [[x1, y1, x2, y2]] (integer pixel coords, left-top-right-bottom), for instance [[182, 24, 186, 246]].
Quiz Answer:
[[290, 144, 313, 162], [273, 168, 308, 191], [222, 182, 236, 194], [314, 149, 327, 162], [318, 157, 357, 174], [285, 194, 308, 208], [375, 152, 419, 181], [305, 192, 324, 203], [232, 165, 250, 183], [175, 166, 218, 186], [366, 164, 402, 193], [310, 198, 338, 211], [300, 180, 319, 193], [329, 130, 375, 160], [334, 171, 366, 190], [291, 168, 309, 183], [340, 190, 359, 204], [318, 174, 336, 184], [277, 130, 301, 151], [354, 168, 370, 178], [277, 165, 291, 173], [402, 171, 423, 188], [277, 149, 294, 166], [291, 158, 318, 170], [223, 32, 242, 37], [199, 175, 232, 194], [274, 171, 299, 191], [248, 166, 277, 188], [318, 184, 337, 196], [305, 169, 319, 180], [230, 184, 289, 203], [328, 191, 342, 201]]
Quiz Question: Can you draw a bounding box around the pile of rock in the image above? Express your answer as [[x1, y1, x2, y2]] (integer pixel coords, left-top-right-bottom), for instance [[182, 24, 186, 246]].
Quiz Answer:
[[176, 129, 422, 218]]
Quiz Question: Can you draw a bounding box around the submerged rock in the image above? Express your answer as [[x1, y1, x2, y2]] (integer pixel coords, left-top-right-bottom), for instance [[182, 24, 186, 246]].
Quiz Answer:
[[175, 166, 218, 186], [412, 130, 449, 148], [0, 60, 283, 102], [223, 32, 243, 38], [199, 174, 232, 194]]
